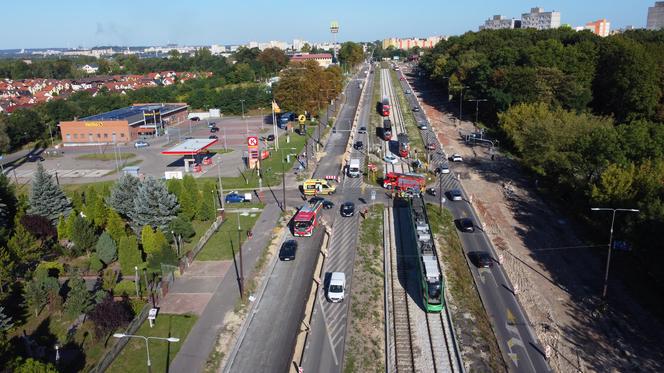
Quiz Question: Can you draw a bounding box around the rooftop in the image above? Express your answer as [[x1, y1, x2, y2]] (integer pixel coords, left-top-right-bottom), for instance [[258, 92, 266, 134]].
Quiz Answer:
[[81, 103, 187, 125], [161, 138, 218, 156]]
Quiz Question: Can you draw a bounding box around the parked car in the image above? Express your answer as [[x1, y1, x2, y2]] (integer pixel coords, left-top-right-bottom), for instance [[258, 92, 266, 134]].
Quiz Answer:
[[210, 127, 219, 133], [209, 135, 218, 140], [279, 240, 298, 261], [225, 192, 250, 203], [412, 107, 420, 112], [437, 166, 450, 174], [267, 134, 275, 141], [358, 126, 367, 134], [447, 189, 463, 201], [456, 218, 475, 232], [425, 143, 436, 150], [383, 154, 398, 164], [354, 141, 364, 150], [450, 154, 463, 162], [134, 141, 149, 148], [468, 251, 493, 268], [190, 117, 200, 121], [26, 154, 45, 162], [328, 272, 346, 302], [426, 187, 437, 196], [418, 122, 428, 130], [340, 201, 355, 217], [405, 89, 411, 94]]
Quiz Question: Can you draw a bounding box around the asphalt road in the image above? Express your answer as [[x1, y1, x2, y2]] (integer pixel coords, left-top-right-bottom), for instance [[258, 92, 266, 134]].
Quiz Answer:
[[224, 66, 369, 373], [399, 65, 551, 372], [302, 64, 374, 373]]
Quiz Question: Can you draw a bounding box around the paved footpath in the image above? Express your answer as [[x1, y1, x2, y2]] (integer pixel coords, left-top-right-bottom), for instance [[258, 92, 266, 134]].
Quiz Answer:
[[169, 203, 282, 373]]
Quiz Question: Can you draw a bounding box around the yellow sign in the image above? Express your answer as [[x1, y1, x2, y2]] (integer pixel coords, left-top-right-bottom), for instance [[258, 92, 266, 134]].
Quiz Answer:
[[84, 122, 104, 127], [298, 115, 306, 124]]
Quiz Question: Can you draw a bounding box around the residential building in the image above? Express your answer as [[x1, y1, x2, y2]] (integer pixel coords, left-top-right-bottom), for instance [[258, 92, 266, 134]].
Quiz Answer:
[[292, 39, 309, 51], [577, 19, 611, 36], [521, 7, 561, 30], [80, 64, 99, 74], [480, 15, 521, 30], [647, 1, 664, 30], [290, 53, 333, 68], [382, 36, 445, 50]]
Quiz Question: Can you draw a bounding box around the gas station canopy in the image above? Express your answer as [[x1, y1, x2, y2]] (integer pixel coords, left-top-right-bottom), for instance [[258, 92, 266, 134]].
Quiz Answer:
[[161, 138, 218, 156]]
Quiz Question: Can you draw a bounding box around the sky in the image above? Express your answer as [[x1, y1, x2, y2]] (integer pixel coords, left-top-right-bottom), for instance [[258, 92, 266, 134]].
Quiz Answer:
[[1, 0, 658, 49]]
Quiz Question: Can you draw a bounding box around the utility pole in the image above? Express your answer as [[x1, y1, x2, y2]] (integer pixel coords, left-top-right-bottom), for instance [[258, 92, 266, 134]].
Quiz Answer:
[[466, 98, 488, 125], [590, 207, 639, 300], [457, 86, 469, 121], [281, 160, 286, 212], [237, 212, 244, 297], [217, 162, 225, 212]]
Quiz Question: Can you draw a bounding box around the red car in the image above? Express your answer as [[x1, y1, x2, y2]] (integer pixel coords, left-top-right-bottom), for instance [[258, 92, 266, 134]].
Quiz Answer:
[[426, 143, 436, 151]]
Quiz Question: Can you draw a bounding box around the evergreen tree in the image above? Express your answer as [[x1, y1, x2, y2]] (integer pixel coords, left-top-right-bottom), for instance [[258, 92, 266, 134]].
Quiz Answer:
[[168, 216, 196, 243], [0, 174, 17, 243], [42, 276, 62, 312], [56, 215, 68, 241], [69, 191, 83, 212], [141, 226, 157, 255], [27, 163, 71, 223], [107, 174, 140, 218], [65, 211, 78, 240], [196, 183, 216, 221], [105, 210, 126, 244], [13, 358, 58, 373], [93, 196, 108, 228], [23, 278, 47, 317], [70, 216, 97, 255], [95, 232, 117, 265], [128, 177, 179, 230], [64, 273, 93, 318], [118, 236, 142, 275], [179, 175, 197, 219], [83, 186, 98, 223], [7, 222, 40, 263], [0, 306, 12, 332], [0, 246, 15, 294]]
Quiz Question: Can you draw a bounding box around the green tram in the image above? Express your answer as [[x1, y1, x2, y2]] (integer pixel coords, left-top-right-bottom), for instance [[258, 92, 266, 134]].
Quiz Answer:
[[409, 196, 444, 312]]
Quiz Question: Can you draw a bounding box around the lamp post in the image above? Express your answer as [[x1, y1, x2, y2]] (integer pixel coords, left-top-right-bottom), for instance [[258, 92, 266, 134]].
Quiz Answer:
[[112, 333, 180, 372], [454, 86, 469, 121], [240, 99, 247, 135], [466, 98, 488, 125], [590, 207, 639, 299], [237, 212, 244, 297]]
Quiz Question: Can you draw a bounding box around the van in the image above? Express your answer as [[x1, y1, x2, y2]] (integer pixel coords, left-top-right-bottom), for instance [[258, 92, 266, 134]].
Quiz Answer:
[[302, 179, 336, 196], [328, 272, 346, 302], [348, 159, 361, 178]]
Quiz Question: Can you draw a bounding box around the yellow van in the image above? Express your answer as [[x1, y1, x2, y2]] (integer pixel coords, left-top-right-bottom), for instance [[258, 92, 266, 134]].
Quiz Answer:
[[302, 179, 337, 196]]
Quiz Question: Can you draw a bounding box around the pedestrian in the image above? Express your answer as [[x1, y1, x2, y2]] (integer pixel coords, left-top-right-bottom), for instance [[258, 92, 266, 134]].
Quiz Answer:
[[491, 154, 495, 161]]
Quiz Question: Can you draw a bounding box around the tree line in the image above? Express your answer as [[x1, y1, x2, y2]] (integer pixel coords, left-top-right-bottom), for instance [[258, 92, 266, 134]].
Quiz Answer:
[[273, 60, 344, 115], [419, 28, 664, 296]]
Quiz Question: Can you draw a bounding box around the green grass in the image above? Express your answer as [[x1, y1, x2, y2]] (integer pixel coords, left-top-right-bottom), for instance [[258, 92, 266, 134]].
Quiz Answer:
[[425, 204, 504, 372], [194, 211, 263, 261], [106, 314, 198, 373], [389, 69, 425, 159], [62, 180, 115, 194], [75, 152, 136, 161], [217, 126, 314, 190]]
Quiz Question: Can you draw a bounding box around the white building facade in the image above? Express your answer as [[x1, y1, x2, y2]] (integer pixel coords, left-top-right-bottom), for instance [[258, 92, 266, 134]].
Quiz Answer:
[[521, 7, 561, 30]]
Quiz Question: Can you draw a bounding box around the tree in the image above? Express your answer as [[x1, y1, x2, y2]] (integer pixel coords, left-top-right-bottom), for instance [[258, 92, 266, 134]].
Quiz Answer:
[[118, 236, 142, 275], [7, 222, 40, 264], [0, 116, 10, 154], [0, 174, 17, 243], [178, 175, 197, 219], [70, 216, 97, 255], [64, 273, 93, 318], [141, 225, 156, 255], [105, 209, 126, 244], [5, 108, 43, 149], [338, 42, 364, 69], [196, 184, 216, 221], [64, 211, 78, 242], [28, 163, 71, 223], [23, 278, 47, 316], [57, 215, 68, 241], [42, 276, 62, 312], [147, 244, 178, 272], [95, 232, 117, 265], [0, 306, 12, 332], [88, 295, 134, 339], [257, 48, 289, 75], [128, 177, 179, 230], [107, 174, 140, 218], [301, 43, 312, 53], [13, 358, 58, 373], [168, 216, 196, 242], [20, 214, 57, 242], [0, 246, 15, 294]]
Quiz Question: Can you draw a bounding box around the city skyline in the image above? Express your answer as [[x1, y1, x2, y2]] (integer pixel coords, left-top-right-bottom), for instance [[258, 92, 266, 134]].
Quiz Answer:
[[2, 0, 660, 49]]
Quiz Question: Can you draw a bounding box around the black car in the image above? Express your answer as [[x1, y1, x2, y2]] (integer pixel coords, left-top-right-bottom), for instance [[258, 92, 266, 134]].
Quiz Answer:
[[190, 117, 200, 121], [354, 141, 364, 150], [279, 240, 298, 261], [340, 201, 355, 217], [426, 187, 436, 196], [309, 197, 334, 209], [26, 154, 45, 162], [456, 218, 475, 232], [267, 134, 275, 141], [210, 127, 219, 133], [358, 126, 367, 134], [468, 251, 493, 268], [209, 134, 218, 140], [412, 107, 420, 112]]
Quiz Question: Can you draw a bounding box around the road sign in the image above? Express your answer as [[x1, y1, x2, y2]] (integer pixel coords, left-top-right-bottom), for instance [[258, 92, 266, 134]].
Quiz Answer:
[[298, 114, 306, 124], [247, 136, 258, 147]]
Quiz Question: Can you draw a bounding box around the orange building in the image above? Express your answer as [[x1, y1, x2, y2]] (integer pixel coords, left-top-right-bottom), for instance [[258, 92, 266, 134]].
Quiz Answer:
[[585, 19, 611, 37], [59, 103, 188, 146]]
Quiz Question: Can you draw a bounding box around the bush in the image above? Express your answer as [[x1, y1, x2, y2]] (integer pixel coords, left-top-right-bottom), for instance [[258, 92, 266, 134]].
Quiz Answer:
[[89, 253, 104, 273], [34, 261, 65, 279], [68, 257, 90, 273], [113, 280, 136, 297], [88, 295, 134, 339], [95, 232, 117, 265]]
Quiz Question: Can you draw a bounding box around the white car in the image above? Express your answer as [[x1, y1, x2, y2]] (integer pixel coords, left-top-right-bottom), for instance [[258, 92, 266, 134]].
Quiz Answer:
[[418, 123, 428, 130], [451, 154, 463, 162], [134, 141, 149, 148], [328, 272, 346, 302], [383, 154, 399, 164], [440, 166, 450, 174]]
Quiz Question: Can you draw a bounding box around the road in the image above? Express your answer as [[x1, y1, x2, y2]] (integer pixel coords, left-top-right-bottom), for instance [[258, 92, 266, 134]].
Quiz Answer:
[[223, 65, 369, 373], [398, 65, 551, 372], [301, 64, 374, 373]]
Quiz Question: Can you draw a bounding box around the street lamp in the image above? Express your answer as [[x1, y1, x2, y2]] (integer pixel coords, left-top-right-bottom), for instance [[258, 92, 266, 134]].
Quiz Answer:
[[454, 86, 469, 121], [240, 99, 247, 135], [112, 333, 180, 371], [590, 207, 639, 299], [466, 98, 488, 125]]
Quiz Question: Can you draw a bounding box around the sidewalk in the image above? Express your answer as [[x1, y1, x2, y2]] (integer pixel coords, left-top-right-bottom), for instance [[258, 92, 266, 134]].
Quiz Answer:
[[168, 203, 282, 373]]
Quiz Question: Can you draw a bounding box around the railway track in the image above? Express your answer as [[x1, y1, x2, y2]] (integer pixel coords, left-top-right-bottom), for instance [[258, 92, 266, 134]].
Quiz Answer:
[[383, 66, 463, 373]]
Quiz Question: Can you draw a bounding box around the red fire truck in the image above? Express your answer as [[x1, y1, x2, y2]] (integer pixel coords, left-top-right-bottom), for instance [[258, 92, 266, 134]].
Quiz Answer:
[[382, 172, 426, 195], [293, 200, 324, 237]]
